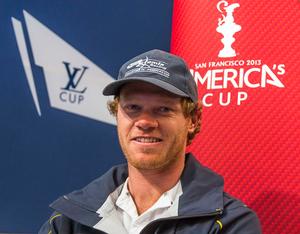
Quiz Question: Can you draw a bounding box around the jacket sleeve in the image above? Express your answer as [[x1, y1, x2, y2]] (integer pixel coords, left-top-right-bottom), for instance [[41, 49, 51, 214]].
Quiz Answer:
[[218, 205, 262, 234]]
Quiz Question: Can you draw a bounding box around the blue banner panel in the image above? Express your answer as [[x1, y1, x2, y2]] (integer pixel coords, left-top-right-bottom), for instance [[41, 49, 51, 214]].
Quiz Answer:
[[0, 0, 173, 232]]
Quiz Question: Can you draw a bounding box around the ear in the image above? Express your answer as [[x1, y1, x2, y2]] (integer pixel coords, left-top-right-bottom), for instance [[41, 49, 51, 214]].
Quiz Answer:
[[187, 103, 201, 134], [187, 115, 197, 134]]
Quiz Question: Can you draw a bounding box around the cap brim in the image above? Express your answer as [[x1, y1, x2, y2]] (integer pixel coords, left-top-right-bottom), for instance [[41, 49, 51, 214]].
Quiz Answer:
[[102, 77, 190, 98]]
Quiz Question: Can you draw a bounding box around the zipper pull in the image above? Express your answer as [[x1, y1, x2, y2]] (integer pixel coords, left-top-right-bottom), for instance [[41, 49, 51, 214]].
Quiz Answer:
[[215, 208, 223, 215]]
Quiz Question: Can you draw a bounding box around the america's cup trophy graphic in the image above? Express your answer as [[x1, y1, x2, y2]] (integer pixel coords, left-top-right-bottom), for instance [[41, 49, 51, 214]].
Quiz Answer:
[[216, 1, 241, 58]]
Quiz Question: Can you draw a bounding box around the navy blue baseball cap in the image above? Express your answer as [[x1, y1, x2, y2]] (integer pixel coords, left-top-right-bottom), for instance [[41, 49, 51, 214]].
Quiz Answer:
[[102, 49, 198, 103]]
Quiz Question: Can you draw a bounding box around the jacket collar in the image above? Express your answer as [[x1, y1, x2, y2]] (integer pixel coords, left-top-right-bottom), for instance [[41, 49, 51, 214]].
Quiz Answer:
[[50, 153, 224, 227], [50, 163, 128, 227], [179, 153, 224, 216]]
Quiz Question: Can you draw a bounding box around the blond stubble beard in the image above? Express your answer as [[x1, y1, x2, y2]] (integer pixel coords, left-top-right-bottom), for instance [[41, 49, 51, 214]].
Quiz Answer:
[[125, 148, 181, 170]]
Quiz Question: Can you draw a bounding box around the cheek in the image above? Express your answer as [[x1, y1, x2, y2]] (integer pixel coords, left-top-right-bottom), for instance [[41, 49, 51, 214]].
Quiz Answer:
[[164, 120, 189, 138], [175, 120, 191, 139], [116, 112, 132, 138]]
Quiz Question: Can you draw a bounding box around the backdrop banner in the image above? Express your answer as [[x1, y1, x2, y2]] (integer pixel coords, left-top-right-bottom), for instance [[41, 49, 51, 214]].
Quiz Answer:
[[171, 0, 299, 233], [0, 1, 173, 232]]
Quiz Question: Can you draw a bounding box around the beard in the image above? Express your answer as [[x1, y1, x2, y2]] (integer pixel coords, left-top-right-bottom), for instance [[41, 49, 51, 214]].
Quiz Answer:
[[126, 149, 179, 170]]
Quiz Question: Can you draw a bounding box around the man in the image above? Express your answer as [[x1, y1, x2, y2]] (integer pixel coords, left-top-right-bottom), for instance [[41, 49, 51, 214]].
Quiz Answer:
[[39, 49, 261, 233]]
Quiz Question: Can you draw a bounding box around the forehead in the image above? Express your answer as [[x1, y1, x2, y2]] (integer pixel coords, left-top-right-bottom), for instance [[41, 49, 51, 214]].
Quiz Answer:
[[119, 81, 181, 101]]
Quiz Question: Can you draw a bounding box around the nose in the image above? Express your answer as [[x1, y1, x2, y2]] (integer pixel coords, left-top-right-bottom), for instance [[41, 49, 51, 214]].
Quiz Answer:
[[134, 113, 158, 131]]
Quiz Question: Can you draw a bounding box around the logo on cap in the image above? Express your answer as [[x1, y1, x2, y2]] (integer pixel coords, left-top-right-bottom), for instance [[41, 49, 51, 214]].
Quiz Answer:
[[126, 57, 170, 78]]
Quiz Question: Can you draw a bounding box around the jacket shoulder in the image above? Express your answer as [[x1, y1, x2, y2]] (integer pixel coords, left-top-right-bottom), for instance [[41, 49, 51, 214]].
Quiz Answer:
[[38, 212, 105, 234], [38, 212, 71, 234], [217, 193, 262, 234]]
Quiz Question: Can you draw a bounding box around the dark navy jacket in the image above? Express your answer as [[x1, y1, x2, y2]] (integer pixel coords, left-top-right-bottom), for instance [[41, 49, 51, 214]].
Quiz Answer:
[[39, 154, 261, 233]]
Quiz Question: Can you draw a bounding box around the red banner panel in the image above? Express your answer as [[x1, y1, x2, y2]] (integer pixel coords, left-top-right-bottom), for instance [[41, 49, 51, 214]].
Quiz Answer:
[[171, 1, 300, 233]]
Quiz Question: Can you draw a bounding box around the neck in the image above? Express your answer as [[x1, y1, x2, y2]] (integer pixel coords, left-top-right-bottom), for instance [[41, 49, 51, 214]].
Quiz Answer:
[[127, 155, 185, 215]]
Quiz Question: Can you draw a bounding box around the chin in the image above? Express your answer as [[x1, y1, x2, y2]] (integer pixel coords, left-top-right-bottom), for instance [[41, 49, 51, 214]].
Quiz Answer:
[[127, 153, 177, 171], [130, 161, 165, 170]]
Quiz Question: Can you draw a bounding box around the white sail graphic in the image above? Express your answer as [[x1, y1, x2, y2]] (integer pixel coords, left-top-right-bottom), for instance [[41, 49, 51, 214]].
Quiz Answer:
[[13, 10, 115, 125]]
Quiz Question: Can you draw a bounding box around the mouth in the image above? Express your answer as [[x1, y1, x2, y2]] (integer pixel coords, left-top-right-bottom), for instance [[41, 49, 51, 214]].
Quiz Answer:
[[132, 137, 162, 143]]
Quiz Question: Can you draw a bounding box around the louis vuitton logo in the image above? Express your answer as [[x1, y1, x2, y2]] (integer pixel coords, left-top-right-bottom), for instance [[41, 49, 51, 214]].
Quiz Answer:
[[62, 61, 88, 93]]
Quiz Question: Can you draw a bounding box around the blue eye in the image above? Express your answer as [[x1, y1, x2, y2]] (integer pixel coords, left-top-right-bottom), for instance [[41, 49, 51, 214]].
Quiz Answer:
[[158, 107, 171, 113], [124, 104, 141, 112]]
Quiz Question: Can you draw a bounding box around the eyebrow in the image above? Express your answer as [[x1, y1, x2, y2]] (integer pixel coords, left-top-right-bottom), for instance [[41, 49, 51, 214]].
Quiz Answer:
[[121, 96, 180, 105]]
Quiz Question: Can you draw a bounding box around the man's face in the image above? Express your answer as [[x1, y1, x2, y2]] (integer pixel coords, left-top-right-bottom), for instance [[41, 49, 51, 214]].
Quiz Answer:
[[117, 81, 195, 171]]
